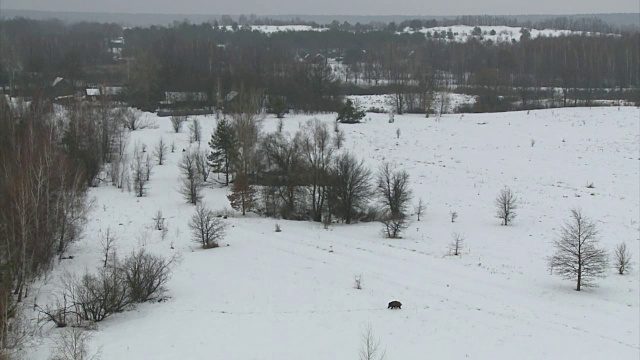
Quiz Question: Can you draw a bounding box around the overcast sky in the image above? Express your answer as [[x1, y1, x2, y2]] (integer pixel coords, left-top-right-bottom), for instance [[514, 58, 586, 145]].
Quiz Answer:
[[1, 0, 638, 16]]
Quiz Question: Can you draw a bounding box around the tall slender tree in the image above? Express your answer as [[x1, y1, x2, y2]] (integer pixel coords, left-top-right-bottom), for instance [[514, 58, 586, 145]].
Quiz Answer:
[[207, 118, 236, 186]]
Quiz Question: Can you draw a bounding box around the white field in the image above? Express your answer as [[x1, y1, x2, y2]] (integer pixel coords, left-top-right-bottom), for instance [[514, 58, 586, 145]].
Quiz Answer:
[[401, 25, 617, 42], [347, 94, 476, 114], [27, 106, 639, 359]]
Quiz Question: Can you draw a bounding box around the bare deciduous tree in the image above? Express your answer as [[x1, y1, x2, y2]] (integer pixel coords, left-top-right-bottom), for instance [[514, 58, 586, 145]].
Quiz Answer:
[[121, 108, 154, 131], [359, 324, 386, 360], [450, 232, 465, 256], [49, 326, 100, 360], [188, 204, 227, 249], [131, 142, 150, 197], [121, 248, 175, 303], [153, 137, 168, 165], [170, 115, 187, 133], [189, 118, 202, 144], [152, 211, 165, 231], [194, 149, 210, 183], [450, 210, 458, 223], [437, 90, 450, 117], [414, 198, 425, 221], [178, 149, 203, 205], [614, 242, 631, 275], [495, 186, 518, 226], [332, 153, 373, 224], [380, 212, 409, 239], [144, 149, 154, 181], [377, 162, 412, 217], [232, 112, 263, 178], [334, 128, 345, 149], [100, 228, 117, 268], [299, 119, 334, 222], [548, 209, 608, 291]]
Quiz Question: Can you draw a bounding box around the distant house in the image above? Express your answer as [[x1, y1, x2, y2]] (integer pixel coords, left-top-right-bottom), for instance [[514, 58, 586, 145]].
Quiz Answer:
[[110, 37, 124, 61], [295, 52, 327, 64], [50, 77, 76, 100], [85, 88, 102, 100], [224, 90, 238, 102], [161, 91, 208, 106]]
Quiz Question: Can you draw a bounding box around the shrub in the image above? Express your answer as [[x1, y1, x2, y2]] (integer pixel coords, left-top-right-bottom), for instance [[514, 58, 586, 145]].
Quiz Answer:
[[189, 204, 227, 248], [121, 249, 175, 303]]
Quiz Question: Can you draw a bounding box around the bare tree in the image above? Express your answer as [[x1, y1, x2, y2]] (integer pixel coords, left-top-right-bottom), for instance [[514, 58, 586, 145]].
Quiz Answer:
[[232, 112, 263, 178], [227, 173, 257, 216], [121, 108, 154, 131], [334, 128, 345, 149], [63, 266, 129, 322], [450, 210, 458, 223], [49, 327, 99, 360], [188, 204, 227, 248], [437, 89, 450, 117], [131, 142, 150, 197], [276, 117, 284, 133], [100, 228, 117, 268], [359, 324, 386, 360], [332, 153, 373, 224], [153, 137, 168, 165], [121, 248, 175, 303], [189, 118, 202, 144], [449, 232, 465, 256], [495, 186, 518, 226], [377, 162, 412, 217], [170, 115, 187, 133], [299, 119, 334, 222], [614, 242, 631, 275], [548, 209, 608, 291], [152, 210, 165, 231], [414, 198, 425, 221], [380, 212, 409, 239], [178, 149, 203, 205], [194, 148, 210, 183], [144, 149, 154, 181]]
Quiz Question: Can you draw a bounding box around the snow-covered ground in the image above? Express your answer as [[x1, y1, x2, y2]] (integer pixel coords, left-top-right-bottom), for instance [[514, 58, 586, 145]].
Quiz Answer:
[[26, 106, 639, 359], [348, 93, 476, 114], [401, 25, 616, 42]]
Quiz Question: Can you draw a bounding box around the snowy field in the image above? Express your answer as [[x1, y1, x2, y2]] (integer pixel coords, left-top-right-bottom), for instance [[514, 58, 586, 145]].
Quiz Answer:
[[27, 106, 639, 359], [347, 94, 476, 113], [401, 25, 616, 42]]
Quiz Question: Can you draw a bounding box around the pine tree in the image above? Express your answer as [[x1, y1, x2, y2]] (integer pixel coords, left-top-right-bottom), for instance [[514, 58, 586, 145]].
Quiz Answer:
[[208, 118, 236, 186], [227, 173, 257, 215], [336, 99, 366, 124], [267, 96, 288, 118]]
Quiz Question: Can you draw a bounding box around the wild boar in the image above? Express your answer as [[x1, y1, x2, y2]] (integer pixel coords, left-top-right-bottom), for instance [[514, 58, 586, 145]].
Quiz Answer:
[[388, 300, 402, 309]]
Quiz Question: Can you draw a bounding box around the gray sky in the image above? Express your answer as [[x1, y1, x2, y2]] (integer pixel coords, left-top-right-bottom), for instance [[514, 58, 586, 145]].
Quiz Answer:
[[1, 0, 638, 16]]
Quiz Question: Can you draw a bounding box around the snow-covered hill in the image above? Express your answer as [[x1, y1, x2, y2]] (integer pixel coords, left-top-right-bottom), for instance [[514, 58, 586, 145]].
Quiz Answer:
[[401, 25, 616, 42], [27, 107, 639, 359], [221, 24, 327, 33]]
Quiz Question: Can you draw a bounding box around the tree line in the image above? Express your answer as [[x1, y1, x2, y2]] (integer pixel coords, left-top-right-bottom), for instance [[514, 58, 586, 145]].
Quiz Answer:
[[1, 18, 638, 113]]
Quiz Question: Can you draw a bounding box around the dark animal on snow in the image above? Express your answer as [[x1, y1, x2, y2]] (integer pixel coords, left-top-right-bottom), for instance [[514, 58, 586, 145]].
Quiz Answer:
[[388, 301, 402, 309]]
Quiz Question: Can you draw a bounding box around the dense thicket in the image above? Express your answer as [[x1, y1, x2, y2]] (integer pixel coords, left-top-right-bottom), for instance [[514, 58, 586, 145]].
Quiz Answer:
[[0, 95, 91, 351]]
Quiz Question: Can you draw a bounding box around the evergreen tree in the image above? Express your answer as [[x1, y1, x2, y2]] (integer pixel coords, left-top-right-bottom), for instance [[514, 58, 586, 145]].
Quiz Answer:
[[336, 99, 365, 124], [208, 118, 236, 186], [267, 96, 288, 118]]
